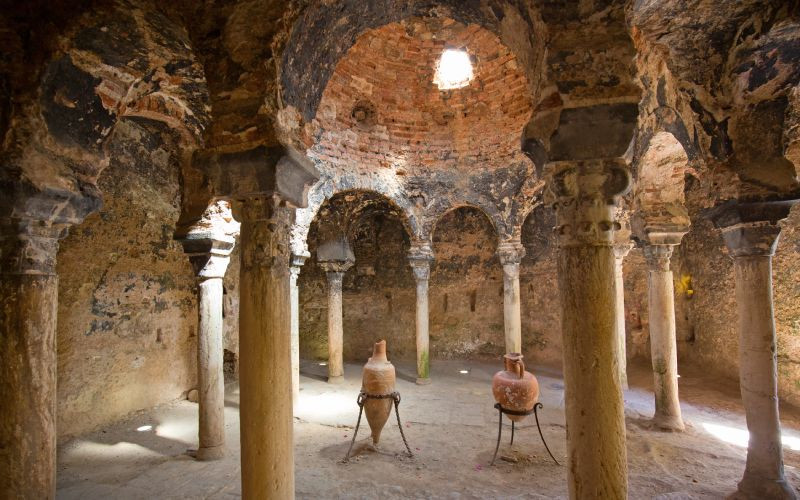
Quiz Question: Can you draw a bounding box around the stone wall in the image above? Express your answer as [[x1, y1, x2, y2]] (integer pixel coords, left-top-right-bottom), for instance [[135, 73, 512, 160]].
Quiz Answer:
[[56, 120, 198, 439]]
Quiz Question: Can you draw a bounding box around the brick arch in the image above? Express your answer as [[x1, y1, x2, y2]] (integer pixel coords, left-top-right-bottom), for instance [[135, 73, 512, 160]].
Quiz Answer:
[[431, 203, 499, 251], [633, 130, 691, 229]]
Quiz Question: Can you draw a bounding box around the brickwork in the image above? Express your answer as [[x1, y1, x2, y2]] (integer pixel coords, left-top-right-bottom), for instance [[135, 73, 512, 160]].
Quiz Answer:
[[310, 18, 532, 172]]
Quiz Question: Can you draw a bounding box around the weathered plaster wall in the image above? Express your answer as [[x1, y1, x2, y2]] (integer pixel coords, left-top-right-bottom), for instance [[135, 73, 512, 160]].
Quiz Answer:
[[56, 120, 197, 439]]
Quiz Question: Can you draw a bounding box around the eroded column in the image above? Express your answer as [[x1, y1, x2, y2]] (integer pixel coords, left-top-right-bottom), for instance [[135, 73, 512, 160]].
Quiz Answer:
[[409, 243, 434, 384], [613, 242, 632, 390], [498, 241, 525, 354], [319, 260, 353, 383], [712, 201, 797, 500], [643, 230, 686, 432], [549, 158, 630, 499], [182, 238, 235, 460], [235, 197, 294, 499], [0, 219, 65, 499], [289, 252, 308, 404]]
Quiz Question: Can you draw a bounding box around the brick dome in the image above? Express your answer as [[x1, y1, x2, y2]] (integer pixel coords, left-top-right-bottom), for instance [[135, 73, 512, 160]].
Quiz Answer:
[[309, 18, 533, 173]]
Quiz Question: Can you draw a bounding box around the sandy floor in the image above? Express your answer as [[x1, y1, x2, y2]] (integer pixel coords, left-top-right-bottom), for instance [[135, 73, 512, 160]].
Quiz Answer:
[[56, 359, 800, 499]]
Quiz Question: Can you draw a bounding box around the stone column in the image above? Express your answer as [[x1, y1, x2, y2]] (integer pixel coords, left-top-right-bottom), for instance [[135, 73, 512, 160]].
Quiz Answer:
[[319, 261, 352, 383], [497, 241, 525, 354], [409, 243, 434, 384], [549, 158, 631, 499], [711, 200, 798, 500], [0, 219, 66, 499], [289, 252, 309, 404], [643, 229, 687, 431], [612, 242, 632, 390], [180, 229, 236, 461], [235, 196, 295, 499]]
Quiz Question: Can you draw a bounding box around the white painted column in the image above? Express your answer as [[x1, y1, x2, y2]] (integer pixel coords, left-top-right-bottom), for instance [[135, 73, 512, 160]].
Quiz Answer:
[[409, 242, 434, 384], [498, 241, 525, 354], [712, 201, 797, 500], [289, 252, 308, 405], [549, 158, 631, 499]]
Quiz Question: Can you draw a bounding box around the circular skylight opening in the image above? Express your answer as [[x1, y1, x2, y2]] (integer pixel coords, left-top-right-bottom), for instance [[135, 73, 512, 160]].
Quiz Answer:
[[434, 49, 474, 90]]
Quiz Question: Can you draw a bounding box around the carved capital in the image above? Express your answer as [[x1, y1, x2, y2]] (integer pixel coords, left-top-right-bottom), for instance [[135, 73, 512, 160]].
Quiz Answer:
[[323, 269, 347, 292], [290, 250, 310, 269], [548, 158, 631, 247], [233, 196, 293, 272], [409, 258, 431, 282], [497, 241, 525, 265], [709, 200, 796, 257], [643, 244, 674, 272], [0, 218, 67, 276], [319, 260, 354, 275], [613, 241, 633, 259]]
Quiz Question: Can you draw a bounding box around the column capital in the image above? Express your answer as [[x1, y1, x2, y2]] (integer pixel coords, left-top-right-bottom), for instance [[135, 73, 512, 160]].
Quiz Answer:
[[547, 158, 631, 247], [643, 244, 675, 272], [0, 218, 68, 276], [497, 240, 526, 265], [408, 257, 431, 282], [319, 260, 354, 276], [613, 241, 634, 259], [233, 196, 294, 271], [709, 200, 797, 257], [408, 239, 434, 262], [290, 251, 310, 269]]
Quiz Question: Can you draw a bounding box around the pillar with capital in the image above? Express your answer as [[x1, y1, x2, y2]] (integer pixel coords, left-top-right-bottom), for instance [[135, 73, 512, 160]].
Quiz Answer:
[[289, 251, 309, 403], [214, 146, 317, 499], [711, 200, 798, 500], [548, 158, 631, 499], [409, 242, 434, 384], [0, 187, 98, 499], [318, 236, 355, 384], [642, 228, 687, 431], [0, 219, 67, 498], [177, 202, 239, 460], [612, 241, 632, 390], [497, 241, 525, 354]]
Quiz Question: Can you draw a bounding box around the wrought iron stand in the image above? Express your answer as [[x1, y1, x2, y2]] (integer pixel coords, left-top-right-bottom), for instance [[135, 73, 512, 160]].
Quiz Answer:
[[343, 390, 414, 462], [490, 402, 560, 466]]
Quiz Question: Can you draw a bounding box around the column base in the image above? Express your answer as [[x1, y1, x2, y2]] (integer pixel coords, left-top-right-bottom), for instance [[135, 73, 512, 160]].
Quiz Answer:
[[327, 375, 344, 384], [652, 414, 685, 432], [415, 377, 432, 385], [195, 444, 225, 461], [728, 477, 797, 500]]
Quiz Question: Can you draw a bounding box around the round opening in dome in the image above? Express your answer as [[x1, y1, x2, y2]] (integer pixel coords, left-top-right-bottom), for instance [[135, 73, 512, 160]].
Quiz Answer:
[[434, 49, 474, 90]]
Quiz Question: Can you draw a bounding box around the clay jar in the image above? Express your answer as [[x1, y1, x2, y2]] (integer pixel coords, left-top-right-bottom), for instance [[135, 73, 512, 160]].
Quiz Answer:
[[362, 340, 396, 445], [492, 353, 539, 422]]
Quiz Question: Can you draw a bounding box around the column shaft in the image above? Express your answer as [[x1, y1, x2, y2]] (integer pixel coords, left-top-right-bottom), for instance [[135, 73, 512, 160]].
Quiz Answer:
[[412, 264, 431, 384], [289, 266, 301, 402], [734, 255, 791, 497], [237, 198, 294, 499], [326, 272, 345, 382], [613, 249, 629, 390], [559, 246, 627, 498], [502, 263, 522, 353], [645, 244, 684, 431], [196, 277, 226, 459], [0, 223, 62, 499]]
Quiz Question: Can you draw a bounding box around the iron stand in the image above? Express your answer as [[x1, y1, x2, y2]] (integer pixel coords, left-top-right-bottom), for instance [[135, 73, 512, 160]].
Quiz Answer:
[[342, 390, 413, 462], [490, 402, 560, 466]]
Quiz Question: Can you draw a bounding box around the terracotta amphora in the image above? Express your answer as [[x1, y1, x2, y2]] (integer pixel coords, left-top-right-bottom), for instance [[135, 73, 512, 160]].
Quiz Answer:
[[362, 340, 396, 444], [492, 353, 539, 422]]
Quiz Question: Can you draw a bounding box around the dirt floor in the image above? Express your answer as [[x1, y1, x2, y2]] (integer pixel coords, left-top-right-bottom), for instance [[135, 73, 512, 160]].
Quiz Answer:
[[56, 359, 800, 499]]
